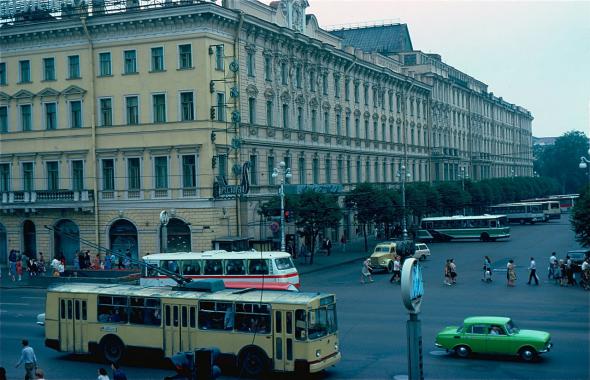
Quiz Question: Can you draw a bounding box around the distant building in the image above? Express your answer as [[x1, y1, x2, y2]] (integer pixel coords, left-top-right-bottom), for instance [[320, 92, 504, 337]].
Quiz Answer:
[[533, 136, 557, 146]]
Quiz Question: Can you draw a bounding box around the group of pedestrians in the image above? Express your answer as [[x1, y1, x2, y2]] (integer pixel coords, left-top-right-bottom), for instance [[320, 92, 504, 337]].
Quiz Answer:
[[6, 250, 47, 281]]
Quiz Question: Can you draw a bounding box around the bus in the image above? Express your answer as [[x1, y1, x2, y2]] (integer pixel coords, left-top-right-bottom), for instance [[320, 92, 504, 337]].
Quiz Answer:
[[489, 202, 544, 224], [141, 250, 300, 288], [43, 282, 340, 377], [521, 200, 560, 221], [417, 215, 510, 242], [522, 194, 579, 213]]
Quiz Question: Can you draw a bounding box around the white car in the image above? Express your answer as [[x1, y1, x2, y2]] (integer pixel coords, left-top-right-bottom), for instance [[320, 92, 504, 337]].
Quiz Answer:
[[37, 313, 45, 326], [413, 243, 431, 261]]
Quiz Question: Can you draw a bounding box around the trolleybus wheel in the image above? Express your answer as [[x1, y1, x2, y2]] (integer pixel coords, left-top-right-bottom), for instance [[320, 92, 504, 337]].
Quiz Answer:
[[239, 347, 268, 378], [100, 335, 125, 363]]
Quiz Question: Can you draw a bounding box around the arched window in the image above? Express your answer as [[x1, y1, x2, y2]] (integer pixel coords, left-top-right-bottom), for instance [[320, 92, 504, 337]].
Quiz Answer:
[[54, 219, 80, 264], [22, 220, 36, 256], [160, 218, 191, 253], [109, 219, 138, 261]]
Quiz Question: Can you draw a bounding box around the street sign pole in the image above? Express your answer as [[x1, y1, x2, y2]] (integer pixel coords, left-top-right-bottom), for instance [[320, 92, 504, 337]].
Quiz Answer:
[[401, 258, 424, 380]]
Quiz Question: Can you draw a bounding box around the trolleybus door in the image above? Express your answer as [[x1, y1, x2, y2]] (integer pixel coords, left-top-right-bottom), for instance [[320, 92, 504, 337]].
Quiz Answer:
[[59, 298, 88, 353], [273, 310, 295, 372], [163, 304, 192, 356]]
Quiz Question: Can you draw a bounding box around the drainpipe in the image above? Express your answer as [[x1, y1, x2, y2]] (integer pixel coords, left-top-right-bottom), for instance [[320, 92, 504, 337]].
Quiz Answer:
[[234, 12, 244, 236], [81, 17, 100, 250]]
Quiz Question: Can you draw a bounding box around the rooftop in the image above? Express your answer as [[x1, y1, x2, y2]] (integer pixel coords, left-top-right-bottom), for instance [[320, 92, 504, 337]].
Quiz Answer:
[[329, 23, 413, 54]]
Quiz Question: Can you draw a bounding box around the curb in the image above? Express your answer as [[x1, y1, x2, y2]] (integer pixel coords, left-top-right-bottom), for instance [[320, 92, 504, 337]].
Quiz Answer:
[[298, 254, 367, 275]]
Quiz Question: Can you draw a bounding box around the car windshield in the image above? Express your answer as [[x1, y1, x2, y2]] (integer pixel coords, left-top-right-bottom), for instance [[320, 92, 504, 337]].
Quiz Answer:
[[374, 246, 390, 253], [506, 320, 519, 334]]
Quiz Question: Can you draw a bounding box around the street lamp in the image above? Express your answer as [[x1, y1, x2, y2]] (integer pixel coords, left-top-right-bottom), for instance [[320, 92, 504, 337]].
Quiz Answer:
[[272, 161, 292, 252], [579, 148, 590, 184], [459, 167, 469, 215], [397, 165, 411, 240]]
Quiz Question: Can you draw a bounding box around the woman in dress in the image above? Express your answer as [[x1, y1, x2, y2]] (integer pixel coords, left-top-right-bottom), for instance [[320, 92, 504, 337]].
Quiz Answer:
[[507, 259, 516, 286], [360, 258, 374, 283]]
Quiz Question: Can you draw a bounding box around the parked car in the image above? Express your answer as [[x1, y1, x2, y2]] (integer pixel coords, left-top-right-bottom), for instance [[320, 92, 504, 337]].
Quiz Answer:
[[435, 316, 552, 361], [567, 249, 590, 272], [413, 243, 431, 261]]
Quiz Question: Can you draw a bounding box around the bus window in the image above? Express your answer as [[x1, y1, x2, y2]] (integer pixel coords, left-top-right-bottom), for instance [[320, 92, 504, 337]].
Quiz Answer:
[[203, 260, 223, 275], [225, 259, 245, 275], [235, 302, 270, 334], [182, 260, 201, 275], [248, 259, 269, 275], [97, 296, 128, 323], [286, 311, 293, 334], [163, 260, 180, 274], [82, 301, 87, 320], [308, 305, 337, 340], [275, 257, 294, 270], [60, 300, 65, 319], [165, 305, 171, 326], [181, 306, 188, 327], [295, 309, 306, 340], [173, 306, 179, 327], [198, 301, 231, 330], [490, 220, 497, 228], [189, 307, 196, 328], [145, 262, 160, 277], [129, 297, 161, 326]]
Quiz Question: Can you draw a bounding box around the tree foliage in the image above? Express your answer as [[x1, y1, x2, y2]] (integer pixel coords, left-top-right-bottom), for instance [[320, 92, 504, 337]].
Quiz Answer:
[[572, 187, 590, 247]]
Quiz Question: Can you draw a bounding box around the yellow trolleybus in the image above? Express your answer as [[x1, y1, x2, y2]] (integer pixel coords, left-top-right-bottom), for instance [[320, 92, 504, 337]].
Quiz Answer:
[[43, 282, 340, 377]]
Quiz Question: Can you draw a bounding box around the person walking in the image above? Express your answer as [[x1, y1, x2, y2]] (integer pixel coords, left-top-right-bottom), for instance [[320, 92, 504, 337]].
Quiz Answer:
[[548, 252, 557, 280], [360, 258, 374, 283], [325, 238, 332, 256], [111, 363, 127, 380], [9, 250, 17, 281], [15, 339, 37, 380], [97, 367, 110, 380], [527, 257, 539, 285], [16, 256, 23, 281], [482, 256, 492, 282], [340, 235, 347, 252], [73, 250, 80, 271], [34, 368, 46, 380], [389, 255, 401, 284], [507, 259, 516, 287], [449, 259, 457, 285], [443, 259, 451, 286]]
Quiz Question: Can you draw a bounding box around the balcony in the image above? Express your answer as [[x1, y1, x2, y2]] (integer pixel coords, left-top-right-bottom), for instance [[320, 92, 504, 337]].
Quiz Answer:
[[0, 190, 94, 212]]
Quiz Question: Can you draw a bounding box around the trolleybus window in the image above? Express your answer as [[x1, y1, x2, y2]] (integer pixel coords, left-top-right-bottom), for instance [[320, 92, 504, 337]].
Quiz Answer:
[[204, 260, 223, 275], [98, 296, 128, 323], [248, 259, 269, 275], [198, 301, 232, 330], [129, 297, 161, 326], [182, 260, 201, 275], [235, 303, 270, 334], [163, 260, 180, 274], [308, 304, 338, 340], [295, 309, 306, 340], [225, 259, 246, 275], [275, 257, 294, 270]]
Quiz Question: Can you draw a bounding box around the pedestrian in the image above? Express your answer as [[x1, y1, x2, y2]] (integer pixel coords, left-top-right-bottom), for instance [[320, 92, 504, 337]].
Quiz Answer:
[[84, 251, 91, 269], [51, 256, 61, 277], [548, 252, 557, 280], [16, 257, 23, 281], [97, 367, 110, 380], [78, 250, 85, 270], [37, 253, 46, 276], [104, 253, 112, 270], [389, 255, 401, 284], [93, 254, 101, 270], [360, 258, 374, 283], [111, 363, 127, 380], [565, 255, 576, 286], [340, 234, 347, 252], [443, 259, 451, 286], [527, 257, 539, 285], [449, 259, 457, 284], [558, 259, 567, 286], [325, 238, 332, 256], [15, 339, 37, 380], [482, 256, 492, 282], [8, 250, 17, 281], [110, 252, 117, 269], [123, 250, 131, 269], [507, 259, 516, 286], [34, 368, 46, 380], [73, 250, 80, 271]]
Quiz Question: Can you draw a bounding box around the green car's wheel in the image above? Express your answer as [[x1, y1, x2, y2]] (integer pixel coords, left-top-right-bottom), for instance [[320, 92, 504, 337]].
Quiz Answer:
[[519, 347, 537, 361], [454, 345, 471, 358]]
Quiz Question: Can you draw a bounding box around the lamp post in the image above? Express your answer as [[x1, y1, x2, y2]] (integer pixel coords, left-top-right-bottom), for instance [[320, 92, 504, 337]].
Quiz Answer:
[[397, 165, 411, 240], [459, 167, 469, 215], [272, 161, 292, 252], [579, 148, 590, 185]]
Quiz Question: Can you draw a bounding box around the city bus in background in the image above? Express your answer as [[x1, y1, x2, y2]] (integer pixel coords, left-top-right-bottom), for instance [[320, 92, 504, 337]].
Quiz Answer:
[[417, 215, 510, 242], [141, 250, 300, 288], [522, 194, 579, 213], [488, 202, 545, 224], [43, 281, 340, 377], [522, 200, 560, 221]]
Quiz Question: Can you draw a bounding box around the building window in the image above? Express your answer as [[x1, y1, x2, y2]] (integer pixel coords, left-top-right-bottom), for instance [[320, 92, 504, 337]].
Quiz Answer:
[[312, 158, 319, 184], [43, 58, 55, 81], [153, 94, 166, 123], [355, 118, 360, 138], [154, 157, 168, 189], [297, 107, 303, 130], [266, 100, 273, 127], [397, 126, 401, 143], [295, 66, 302, 88], [322, 74, 328, 95], [70, 100, 82, 128], [22, 162, 34, 191], [337, 159, 343, 183], [281, 61, 288, 85], [374, 162, 379, 182], [284, 156, 291, 184], [72, 160, 84, 191], [68, 55, 80, 79], [311, 109, 317, 132], [0, 106, 8, 132], [282, 104, 289, 129], [217, 154, 227, 178], [336, 113, 342, 135], [356, 160, 361, 183], [267, 156, 275, 185], [298, 157, 305, 184], [0, 62, 6, 84], [345, 115, 350, 137], [372, 121, 377, 140], [20, 104, 32, 131], [334, 76, 340, 98], [179, 44, 192, 69], [248, 97, 256, 125], [99, 98, 113, 126], [47, 161, 59, 190], [180, 92, 194, 121], [249, 155, 258, 186], [364, 85, 369, 106], [45, 103, 57, 130], [19, 60, 31, 83], [366, 161, 371, 182], [151, 47, 164, 72], [389, 125, 394, 143], [102, 159, 114, 191], [354, 82, 359, 103], [0, 163, 10, 192], [396, 94, 401, 113], [247, 51, 255, 77], [128, 157, 141, 190], [347, 159, 352, 184], [99, 52, 111, 76], [124, 50, 137, 74], [215, 45, 224, 71], [364, 120, 369, 140], [264, 55, 272, 81], [216, 93, 225, 122], [345, 80, 350, 101], [309, 71, 316, 92], [182, 155, 196, 188], [389, 92, 394, 111], [381, 123, 386, 142], [325, 158, 331, 183], [126, 96, 139, 125], [324, 112, 329, 134]]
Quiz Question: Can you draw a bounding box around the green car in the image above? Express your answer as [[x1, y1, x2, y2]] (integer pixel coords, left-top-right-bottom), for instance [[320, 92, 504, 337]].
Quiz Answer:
[[435, 316, 552, 361]]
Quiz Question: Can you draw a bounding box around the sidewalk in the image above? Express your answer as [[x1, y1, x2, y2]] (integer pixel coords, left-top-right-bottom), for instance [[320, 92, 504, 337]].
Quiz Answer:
[[0, 269, 137, 289], [295, 236, 377, 275]]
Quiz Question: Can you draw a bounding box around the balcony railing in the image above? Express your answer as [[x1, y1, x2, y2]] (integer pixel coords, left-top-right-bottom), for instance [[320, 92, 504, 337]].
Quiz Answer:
[[0, 190, 94, 211]]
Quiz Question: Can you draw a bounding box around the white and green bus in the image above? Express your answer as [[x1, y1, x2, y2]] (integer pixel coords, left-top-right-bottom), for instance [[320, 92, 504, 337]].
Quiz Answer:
[[488, 202, 544, 224], [417, 215, 510, 242]]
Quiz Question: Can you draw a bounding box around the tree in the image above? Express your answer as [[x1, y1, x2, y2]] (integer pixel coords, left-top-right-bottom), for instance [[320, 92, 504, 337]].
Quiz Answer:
[[435, 182, 470, 215], [291, 190, 343, 264], [345, 183, 391, 251], [536, 130, 589, 193], [571, 187, 590, 247]]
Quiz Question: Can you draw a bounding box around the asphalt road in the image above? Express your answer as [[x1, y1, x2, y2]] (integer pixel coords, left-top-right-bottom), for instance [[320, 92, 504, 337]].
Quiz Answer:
[[1, 220, 588, 380]]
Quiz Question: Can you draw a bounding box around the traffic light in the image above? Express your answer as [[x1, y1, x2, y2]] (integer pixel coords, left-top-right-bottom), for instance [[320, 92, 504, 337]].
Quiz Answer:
[[284, 210, 291, 223], [210, 106, 216, 120]]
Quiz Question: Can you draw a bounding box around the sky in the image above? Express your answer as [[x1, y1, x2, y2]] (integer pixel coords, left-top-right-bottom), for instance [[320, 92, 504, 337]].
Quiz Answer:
[[265, 0, 590, 138]]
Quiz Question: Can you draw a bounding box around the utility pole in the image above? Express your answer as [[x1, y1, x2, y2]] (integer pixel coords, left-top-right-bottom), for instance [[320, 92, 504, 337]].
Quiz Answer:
[[272, 161, 292, 251]]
